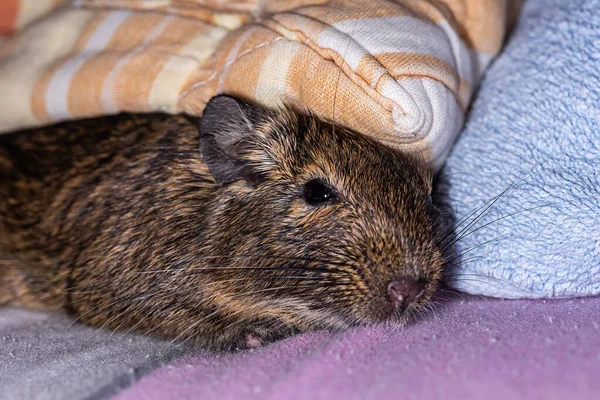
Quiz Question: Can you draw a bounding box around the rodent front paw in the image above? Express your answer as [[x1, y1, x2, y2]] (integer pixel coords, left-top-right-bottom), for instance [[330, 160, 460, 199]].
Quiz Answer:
[[244, 333, 264, 348]]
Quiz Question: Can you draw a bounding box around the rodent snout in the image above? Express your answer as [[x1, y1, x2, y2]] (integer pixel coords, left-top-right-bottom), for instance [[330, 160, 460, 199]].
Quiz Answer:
[[387, 279, 426, 310]]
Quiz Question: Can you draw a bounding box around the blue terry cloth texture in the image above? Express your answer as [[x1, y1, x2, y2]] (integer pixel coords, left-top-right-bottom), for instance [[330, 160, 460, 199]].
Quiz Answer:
[[444, 0, 600, 298]]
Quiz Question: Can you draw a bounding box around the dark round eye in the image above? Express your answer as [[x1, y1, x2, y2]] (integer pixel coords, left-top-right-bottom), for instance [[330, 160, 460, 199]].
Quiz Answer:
[[303, 179, 335, 205]]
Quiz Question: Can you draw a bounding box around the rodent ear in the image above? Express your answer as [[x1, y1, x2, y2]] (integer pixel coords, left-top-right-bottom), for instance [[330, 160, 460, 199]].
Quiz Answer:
[[199, 95, 267, 186]]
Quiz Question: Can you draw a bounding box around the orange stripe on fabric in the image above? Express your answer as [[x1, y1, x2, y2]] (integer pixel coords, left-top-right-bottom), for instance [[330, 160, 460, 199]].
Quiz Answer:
[[374, 52, 471, 110], [66, 13, 166, 116], [282, 45, 397, 144], [30, 11, 110, 123], [427, 0, 520, 54], [100, 13, 164, 53], [218, 26, 276, 101], [87, 17, 210, 113], [0, 0, 20, 36], [178, 24, 272, 114], [368, 52, 457, 93]]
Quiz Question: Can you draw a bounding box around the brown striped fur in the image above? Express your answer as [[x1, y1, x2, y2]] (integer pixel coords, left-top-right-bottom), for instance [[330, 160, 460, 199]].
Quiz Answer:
[[0, 96, 446, 350]]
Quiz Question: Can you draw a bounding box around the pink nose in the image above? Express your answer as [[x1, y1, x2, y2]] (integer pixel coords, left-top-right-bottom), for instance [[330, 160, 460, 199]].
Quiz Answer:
[[387, 280, 426, 309]]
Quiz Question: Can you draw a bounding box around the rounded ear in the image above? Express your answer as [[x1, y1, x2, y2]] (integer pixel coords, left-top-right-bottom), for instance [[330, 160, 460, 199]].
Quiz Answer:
[[199, 95, 269, 186]]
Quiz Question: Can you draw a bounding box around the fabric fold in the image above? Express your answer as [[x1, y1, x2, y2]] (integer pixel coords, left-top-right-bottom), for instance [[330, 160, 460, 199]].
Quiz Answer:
[[0, 0, 521, 169]]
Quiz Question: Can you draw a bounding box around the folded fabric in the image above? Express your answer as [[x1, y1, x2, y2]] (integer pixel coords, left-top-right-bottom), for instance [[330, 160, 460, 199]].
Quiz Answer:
[[444, 0, 600, 298], [0, 0, 520, 169]]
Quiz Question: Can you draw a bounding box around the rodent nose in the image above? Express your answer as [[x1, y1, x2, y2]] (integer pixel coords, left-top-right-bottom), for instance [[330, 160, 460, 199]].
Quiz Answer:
[[387, 279, 426, 309]]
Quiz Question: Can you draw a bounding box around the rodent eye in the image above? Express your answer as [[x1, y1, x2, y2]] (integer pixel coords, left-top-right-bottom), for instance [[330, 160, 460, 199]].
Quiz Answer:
[[303, 179, 336, 205]]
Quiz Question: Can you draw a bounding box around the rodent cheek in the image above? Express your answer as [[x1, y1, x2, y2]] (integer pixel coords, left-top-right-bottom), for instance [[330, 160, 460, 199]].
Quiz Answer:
[[287, 198, 346, 228]]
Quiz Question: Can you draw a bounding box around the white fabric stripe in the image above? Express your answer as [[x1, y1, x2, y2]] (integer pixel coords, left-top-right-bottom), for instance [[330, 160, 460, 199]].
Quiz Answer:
[[437, 20, 475, 85], [380, 77, 430, 137], [213, 13, 245, 30], [0, 9, 93, 132], [381, 77, 462, 170], [100, 15, 174, 114], [318, 17, 457, 69], [255, 40, 297, 107], [317, 16, 474, 86], [148, 26, 228, 112], [45, 10, 132, 121], [15, 0, 55, 28], [475, 51, 495, 77], [420, 79, 463, 170], [74, 0, 171, 8]]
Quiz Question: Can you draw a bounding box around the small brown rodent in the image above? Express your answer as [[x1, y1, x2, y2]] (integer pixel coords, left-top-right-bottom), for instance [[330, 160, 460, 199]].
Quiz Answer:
[[0, 95, 446, 350]]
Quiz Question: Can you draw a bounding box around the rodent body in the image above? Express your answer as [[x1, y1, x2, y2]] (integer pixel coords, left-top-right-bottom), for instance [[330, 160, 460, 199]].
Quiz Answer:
[[0, 95, 446, 350]]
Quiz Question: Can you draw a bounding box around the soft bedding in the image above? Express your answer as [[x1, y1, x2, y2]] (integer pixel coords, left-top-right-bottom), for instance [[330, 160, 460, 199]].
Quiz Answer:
[[0, 0, 520, 168], [0, 307, 184, 400], [2, 296, 599, 400], [113, 295, 600, 400], [444, 0, 600, 298]]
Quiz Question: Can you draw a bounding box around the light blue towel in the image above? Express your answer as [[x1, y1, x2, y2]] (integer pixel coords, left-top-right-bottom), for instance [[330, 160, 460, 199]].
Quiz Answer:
[[444, 0, 600, 298]]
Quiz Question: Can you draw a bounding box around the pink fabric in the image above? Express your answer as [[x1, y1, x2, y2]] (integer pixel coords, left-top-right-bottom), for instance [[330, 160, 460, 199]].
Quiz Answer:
[[114, 295, 600, 400]]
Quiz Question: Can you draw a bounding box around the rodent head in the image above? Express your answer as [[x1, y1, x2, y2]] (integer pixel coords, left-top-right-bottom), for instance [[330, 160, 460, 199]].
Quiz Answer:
[[193, 95, 446, 345]]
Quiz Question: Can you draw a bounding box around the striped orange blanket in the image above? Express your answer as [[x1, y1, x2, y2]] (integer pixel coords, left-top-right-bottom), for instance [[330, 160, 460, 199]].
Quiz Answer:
[[0, 0, 521, 168]]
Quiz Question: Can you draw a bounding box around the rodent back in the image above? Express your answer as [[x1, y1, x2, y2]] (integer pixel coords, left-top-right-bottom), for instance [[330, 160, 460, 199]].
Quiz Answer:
[[0, 114, 213, 308]]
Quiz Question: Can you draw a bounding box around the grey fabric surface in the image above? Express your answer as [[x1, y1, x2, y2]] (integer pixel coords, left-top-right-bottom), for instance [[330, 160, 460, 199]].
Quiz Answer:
[[0, 307, 184, 400]]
